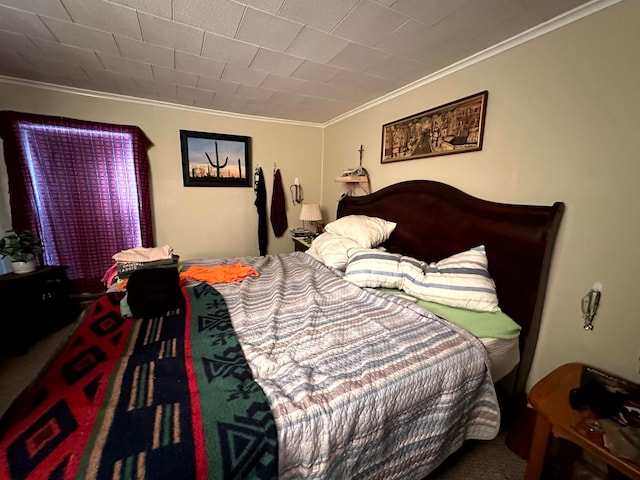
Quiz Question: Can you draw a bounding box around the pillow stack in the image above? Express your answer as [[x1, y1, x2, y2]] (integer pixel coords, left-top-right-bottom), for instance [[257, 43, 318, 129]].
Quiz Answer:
[[305, 215, 396, 269]]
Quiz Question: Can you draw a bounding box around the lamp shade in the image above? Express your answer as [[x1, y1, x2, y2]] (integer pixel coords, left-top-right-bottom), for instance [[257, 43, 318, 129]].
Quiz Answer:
[[299, 203, 322, 222]]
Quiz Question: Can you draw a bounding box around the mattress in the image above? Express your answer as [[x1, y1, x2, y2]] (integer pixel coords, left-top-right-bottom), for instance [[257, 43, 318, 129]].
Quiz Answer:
[[479, 336, 520, 382]]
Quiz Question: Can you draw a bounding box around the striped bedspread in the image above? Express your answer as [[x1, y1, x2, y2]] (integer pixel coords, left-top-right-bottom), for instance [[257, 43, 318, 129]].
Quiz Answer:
[[185, 252, 501, 479]]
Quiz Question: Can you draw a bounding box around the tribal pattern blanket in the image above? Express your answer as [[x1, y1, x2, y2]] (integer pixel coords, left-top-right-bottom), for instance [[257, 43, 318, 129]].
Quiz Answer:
[[0, 284, 277, 480]]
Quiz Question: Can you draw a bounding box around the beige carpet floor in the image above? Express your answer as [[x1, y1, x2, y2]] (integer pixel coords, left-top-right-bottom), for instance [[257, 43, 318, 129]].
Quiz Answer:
[[0, 325, 527, 479]]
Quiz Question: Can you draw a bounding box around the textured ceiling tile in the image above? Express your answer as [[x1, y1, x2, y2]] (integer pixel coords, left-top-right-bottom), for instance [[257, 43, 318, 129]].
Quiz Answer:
[[389, 0, 470, 26], [517, 0, 589, 21], [27, 71, 81, 87], [470, 9, 540, 51], [20, 53, 90, 78], [175, 51, 225, 78], [332, 0, 408, 47], [139, 13, 204, 55], [202, 33, 259, 67], [0, 6, 56, 40], [327, 42, 385, 72], [30, 38, 104, 68], [260, 73, 306, 93], [235, 84, 273, 101], [173, 0, 244, 38], [286, 27, 348, 64], [114, 35, 174, 68], [207, 93, 249, 111], [374, 19, 441, 60], [326, 69, 379, 89], [267, 90, 305, 105], [157, 90, 195, 106], [176, 84, 215, 102], [432, 0, 526, 41], [0, 0, 597, 123], [221, 64, 269, 87], [196, 75, 239, 96], [152, 65, 198, 87], [250, 48, 304, 76], [133, 77, 177, 95], [0, 0, 71, 20], [291, 60, 340, 82], [60, 0, 143, 40], [358, 75, 403, 94], [0, 30, 41, 55], [363, 54, 425, 83], [236, 7, 303, 52], [0, 50, 35, 72], [297, 80, 361, 102], [278, 0, 359, 32], [41, 17, 120, 55], [239, 0, 285, 14], [108, 0, 172, 19], [96, 52, 154, 79]]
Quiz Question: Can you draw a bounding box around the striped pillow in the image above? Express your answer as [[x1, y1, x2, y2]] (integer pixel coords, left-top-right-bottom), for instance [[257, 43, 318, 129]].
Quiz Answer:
[[344, 248, 403, 288], [401, 246, 501, 313]]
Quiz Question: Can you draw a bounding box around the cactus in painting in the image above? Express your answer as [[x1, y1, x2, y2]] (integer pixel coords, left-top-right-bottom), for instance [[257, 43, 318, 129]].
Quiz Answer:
[[238, 159, 242, 178], [205, 141, 228, 177]]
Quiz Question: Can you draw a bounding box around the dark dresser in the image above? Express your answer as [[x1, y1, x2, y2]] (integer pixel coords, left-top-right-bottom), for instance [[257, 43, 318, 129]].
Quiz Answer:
[[0, 265, 78, 354]]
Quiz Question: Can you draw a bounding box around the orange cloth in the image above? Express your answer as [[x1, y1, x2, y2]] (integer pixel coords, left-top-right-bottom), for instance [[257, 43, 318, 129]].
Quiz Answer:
[[181, 264, 259, 284]]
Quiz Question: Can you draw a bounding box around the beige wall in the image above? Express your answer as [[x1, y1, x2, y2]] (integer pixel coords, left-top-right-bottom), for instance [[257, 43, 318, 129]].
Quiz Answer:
[[0, 84, 322, 261], [324, 0, 640, 388], [1, 0, 638, 390]]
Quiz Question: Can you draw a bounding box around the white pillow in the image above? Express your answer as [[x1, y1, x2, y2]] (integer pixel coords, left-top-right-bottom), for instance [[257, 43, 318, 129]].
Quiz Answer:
[[306, 232, 360, 270], [401, 245, 501, 313], [345, 248, 404, 288], [324, 215, 396, 248]]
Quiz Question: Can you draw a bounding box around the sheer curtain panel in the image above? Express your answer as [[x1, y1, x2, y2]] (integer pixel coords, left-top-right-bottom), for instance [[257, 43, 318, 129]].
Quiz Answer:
[[0, 111, 154, 294]]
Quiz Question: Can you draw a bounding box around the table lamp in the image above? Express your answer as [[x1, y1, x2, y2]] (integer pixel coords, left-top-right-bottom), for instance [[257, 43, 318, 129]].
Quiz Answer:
[[299, 203, 322, 232]]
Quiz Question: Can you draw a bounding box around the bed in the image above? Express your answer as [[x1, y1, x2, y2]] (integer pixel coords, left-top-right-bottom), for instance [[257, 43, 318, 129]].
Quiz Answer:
[[0, 180, 564, 479]]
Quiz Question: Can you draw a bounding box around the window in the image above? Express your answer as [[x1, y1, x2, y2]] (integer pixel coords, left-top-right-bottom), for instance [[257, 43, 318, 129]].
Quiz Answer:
[[0, 111, 153, 293]]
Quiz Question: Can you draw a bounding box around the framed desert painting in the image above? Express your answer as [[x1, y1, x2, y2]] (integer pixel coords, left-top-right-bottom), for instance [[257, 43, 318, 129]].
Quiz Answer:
[[381, 91, 488, 163], [180, 130, 252, 187]]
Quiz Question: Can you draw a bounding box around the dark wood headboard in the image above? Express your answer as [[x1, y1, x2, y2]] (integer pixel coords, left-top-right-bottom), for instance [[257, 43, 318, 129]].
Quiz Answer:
[[337, 180, 564, 398]]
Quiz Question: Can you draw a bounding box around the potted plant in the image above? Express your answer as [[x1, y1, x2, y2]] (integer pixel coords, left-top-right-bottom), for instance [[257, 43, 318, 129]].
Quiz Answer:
[[0, 229, 44, 274]]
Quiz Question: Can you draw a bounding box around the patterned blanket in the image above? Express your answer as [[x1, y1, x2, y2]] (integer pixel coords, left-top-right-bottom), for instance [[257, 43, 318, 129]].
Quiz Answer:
[[0, 284, 277, 480]]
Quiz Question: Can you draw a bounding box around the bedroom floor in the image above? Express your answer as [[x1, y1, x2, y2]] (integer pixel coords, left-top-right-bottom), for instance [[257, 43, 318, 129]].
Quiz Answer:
[[0, 325, 527, 480]]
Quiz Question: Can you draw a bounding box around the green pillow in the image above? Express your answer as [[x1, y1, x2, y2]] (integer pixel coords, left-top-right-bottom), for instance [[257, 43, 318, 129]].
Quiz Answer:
[[376, 288, 521, 339]]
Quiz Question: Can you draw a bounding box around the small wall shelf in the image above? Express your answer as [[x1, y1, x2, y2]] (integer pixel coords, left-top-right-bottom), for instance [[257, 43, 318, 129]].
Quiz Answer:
[[335, 175, 370, 194]]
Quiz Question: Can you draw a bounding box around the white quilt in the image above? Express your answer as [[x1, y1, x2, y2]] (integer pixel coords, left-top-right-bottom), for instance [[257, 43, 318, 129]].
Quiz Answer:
[[183, 252, 500, 479]]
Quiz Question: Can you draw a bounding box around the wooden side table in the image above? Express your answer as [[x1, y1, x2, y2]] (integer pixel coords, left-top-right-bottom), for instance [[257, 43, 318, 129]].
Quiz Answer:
[[525, 362, 640, 479], [292, 237, 311, 252]]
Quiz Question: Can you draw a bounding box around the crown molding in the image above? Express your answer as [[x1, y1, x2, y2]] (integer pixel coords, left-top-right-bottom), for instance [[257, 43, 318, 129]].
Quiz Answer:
[[0, 75, 322, 128]]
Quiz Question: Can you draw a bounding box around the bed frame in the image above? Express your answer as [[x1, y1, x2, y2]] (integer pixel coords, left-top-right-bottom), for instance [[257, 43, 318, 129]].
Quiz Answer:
[[337, 180, 564, 413]]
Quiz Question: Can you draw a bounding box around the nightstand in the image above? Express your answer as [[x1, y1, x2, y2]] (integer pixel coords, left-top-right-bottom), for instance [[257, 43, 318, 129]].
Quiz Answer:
[[292, 237, 311, 252], [0, 265, 78, 355], [525, 363, 640, 480]]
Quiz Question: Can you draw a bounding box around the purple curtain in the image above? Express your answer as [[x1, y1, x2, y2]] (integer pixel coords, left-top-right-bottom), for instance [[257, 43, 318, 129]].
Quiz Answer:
[[0, 111, 154, 294]]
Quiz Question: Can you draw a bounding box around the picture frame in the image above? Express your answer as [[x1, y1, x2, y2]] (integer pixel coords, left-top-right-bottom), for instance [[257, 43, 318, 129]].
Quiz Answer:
[[180, 130, 252, 187], [381, 91, 488, 163]]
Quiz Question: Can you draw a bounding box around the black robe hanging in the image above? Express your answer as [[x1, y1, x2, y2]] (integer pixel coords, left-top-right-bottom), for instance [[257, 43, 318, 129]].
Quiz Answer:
[[254, 167, 268, 255]]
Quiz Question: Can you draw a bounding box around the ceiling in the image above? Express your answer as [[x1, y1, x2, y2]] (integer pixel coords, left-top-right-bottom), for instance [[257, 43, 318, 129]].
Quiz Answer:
[[0, 0, 601, 125]]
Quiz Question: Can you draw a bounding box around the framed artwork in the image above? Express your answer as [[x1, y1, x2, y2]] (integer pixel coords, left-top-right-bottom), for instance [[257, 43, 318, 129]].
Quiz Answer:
[[381, 91, 488, 163], [180, 130, 252, 187]]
